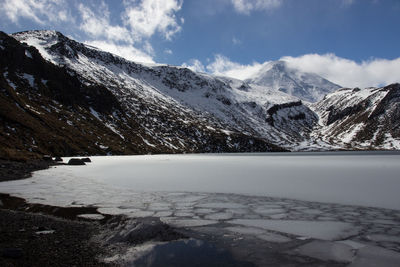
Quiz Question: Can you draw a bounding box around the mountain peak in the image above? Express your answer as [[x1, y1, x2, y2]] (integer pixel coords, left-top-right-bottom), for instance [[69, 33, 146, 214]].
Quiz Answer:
[[12, 30, 62, 41], [246, 60, 341, 102]]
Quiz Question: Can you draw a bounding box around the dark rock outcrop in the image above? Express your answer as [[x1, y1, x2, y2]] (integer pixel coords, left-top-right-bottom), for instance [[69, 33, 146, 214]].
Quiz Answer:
[[67, 158, 86, 166], [80, 157, 91, 163]]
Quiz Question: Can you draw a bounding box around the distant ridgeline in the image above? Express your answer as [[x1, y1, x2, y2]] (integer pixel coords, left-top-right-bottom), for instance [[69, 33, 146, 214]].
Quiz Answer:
[[1, 30, 399, 160]]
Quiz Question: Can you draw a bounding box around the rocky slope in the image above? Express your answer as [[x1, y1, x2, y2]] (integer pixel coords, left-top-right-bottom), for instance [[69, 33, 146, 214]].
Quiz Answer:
[[1, 30, 399, 158], [1, 31, 286, 160], [312, 84, 400, 150]]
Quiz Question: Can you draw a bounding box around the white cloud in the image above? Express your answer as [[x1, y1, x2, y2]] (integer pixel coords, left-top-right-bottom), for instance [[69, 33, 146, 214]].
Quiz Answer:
[[282, 54, 400, 88], [184, 55, 264, 80], [164, 49, 173, 55], [122, 0, 183, 40], [85, 40, 155, 64], [77, 1, 158, 63], [77, 2, 134, 43], [182, 59, 206, 73], [1, 0, 69, 24], [77, 0, 184, 63], [185, 54, 400, 88], [232, 37, 241, 45], [205, 54, 264, 80], [231, 0, 282, 14], [2, 0, 184, 64]]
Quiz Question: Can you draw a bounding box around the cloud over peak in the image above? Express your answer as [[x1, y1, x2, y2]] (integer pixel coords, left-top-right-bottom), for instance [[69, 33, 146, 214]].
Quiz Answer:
[[282, 54, 400, 88], [184, 54, 400, 88]]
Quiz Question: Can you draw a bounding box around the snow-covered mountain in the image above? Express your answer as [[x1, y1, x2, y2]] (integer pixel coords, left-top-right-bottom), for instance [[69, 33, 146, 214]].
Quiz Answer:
[[312, 84, 400, 150], [10, 31, 320, 149], [246, 60, 341, 102], [1, 30, 399, 159]]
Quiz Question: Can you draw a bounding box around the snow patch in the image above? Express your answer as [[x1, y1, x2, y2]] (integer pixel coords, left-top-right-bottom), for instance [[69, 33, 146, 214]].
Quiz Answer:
[[25, 50, 33, 59], [382, 133, 400, 149], [89, 107, 101, 121], [105, 123, 125, 140], [341, 123, 364, 143], [35, 230, 55, 235], [22, 73, 35, 87], [77, 214, 105, 220]]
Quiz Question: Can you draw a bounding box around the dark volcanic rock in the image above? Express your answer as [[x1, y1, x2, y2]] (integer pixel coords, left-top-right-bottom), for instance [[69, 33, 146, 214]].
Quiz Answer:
[[67, 158, 86, 165], [42, 155, 52, 161], [0, 160, 53, 182], [105, 217, 185, 245], [0, 209, 112, 267], [80, 157, 91, 163], [1, 248, 24, 259]]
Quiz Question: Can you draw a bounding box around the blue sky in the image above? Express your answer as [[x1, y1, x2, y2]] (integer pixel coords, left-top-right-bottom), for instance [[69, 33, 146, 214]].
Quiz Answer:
[[1, 0, 399, 87]]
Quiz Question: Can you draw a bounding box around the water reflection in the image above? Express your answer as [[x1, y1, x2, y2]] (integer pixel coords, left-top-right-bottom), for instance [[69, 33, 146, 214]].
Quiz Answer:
[[132, 239, 254, 267]]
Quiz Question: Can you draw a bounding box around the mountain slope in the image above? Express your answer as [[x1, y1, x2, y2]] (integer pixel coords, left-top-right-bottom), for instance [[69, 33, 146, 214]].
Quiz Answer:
[[1, 31, 285, 160], [12, 30, 319, 150], [311, 84, 400, 149], [246, 61, 341, 102]]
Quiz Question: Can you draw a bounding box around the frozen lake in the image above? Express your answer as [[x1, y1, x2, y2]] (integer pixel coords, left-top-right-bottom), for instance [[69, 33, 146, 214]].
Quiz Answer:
[[38, 152, 400, 209], [1, 152, 400, 265]]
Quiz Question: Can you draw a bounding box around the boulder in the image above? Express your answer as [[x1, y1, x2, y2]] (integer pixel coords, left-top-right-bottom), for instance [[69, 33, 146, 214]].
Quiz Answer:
[[42, 155, 52, 161], [80, 157, 91, 163], [67, 158, 86, 165]]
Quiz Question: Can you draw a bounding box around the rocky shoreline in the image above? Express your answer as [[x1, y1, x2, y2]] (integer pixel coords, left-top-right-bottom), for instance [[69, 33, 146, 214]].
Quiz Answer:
[[0, 160, 111, 266], [0, 160, 189, 266], [0, 159, 55, 183], [0, 208, 113, 266]]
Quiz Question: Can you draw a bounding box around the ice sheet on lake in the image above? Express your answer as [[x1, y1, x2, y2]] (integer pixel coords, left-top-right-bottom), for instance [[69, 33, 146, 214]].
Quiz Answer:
[[205, 212, 233, 220], [367, 234, 400, 243], [258, 232, 292, 243], [295, 240, 355, 262], [43, 153, 400, 210], [226, 226, 291, 243], [348, 245, 400, 267], [230, 219, 359, 240]]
